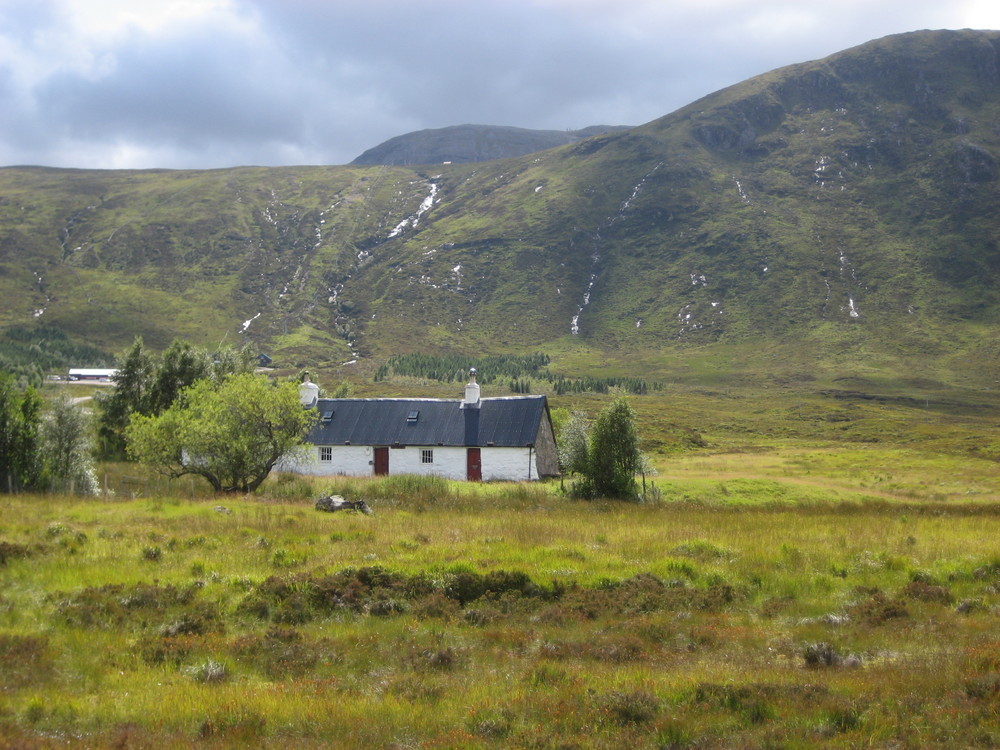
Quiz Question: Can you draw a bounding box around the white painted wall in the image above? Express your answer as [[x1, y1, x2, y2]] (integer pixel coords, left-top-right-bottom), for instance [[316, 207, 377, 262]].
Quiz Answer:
[[284, 445, 375, 477], [288, 444, 541, 481], [481, 447, 536, 481], [390, 446, 464, 478]]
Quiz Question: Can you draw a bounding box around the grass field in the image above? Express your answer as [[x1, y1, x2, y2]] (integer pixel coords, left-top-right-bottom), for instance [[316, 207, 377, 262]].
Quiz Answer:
[[2, 422, 999, 750]]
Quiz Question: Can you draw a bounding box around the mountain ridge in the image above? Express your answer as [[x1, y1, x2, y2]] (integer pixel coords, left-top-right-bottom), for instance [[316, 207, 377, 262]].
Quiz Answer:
[[0, 29, 998, 391], [349, 124, 633, 165]]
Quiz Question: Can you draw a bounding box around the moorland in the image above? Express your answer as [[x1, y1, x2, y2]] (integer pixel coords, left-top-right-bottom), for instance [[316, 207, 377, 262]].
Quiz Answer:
[[1, 376, 998, 748], [2, 28, 1000, 748]]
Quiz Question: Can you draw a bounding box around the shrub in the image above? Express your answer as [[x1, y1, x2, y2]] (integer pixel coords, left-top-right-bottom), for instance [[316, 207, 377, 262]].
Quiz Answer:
[[230, 628, 322, 679], [825, 702, 863, 732], [0, 540, 32, 565], [595, 689, 660, 725], [847, 592, 909, 625], [586, 396, 642, 500], [0, 634, 53, 688], [803, 642, 842, 668], [965, 674, 1000, 699], [901, 580, 955, 604], [186, 659, 229, 684]]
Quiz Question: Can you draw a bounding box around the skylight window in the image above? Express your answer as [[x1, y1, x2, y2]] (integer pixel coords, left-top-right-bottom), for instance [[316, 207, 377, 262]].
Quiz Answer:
[[321, 410, 334, 422], [406, 409, 420, 422]]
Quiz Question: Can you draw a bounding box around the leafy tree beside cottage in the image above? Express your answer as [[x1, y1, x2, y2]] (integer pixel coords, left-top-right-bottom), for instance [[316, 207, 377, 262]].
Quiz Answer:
[[96, 338, 256, 458], [126, 373, 317, 493]]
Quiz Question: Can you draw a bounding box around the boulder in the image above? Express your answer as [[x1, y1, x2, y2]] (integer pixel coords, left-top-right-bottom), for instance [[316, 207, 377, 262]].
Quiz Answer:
[[315, 495, 373, 515]]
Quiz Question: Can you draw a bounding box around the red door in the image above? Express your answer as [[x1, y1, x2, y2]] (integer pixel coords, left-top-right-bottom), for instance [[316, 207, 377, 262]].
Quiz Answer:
[[467, 448, 482, 481], [374, 447, 389, 476]]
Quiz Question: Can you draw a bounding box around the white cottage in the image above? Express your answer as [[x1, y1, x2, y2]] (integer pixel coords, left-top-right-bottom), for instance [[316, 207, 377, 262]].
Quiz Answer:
[[293, 373, 559, 481]]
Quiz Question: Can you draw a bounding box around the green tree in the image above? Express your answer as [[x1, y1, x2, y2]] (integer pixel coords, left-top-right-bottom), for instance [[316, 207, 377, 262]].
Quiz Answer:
[[96, 337, 154, 458], [0, 372, 44, 492], [126, 373, 317, 493], [42, 395, 99, 495], [97, 338, 257, 459], [556, 410, 591, 477], [208, 343, 257, 384], [147, 339, 212, 415], [588, 395, 642, 500], [560, 396, 644, 500]]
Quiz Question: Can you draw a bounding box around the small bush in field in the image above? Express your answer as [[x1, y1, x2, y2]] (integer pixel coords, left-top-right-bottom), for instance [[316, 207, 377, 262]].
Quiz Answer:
[[656, 721, 694, 750], [803, 642, 842, 668], [186, 659, 229, 684], [467, 707, 513, 739], [229, 628, 322, 679], [368, 597, 406, 616], [0, 634, 53, 687], [139, 635, 196, 666], [593, 634, 648, 663], [671, 539, 731, 561], [825, 702, 863, 732], [901, 580, 955, 604], [964, 675, 1000, 699], [412, 592, 461, 621], [270, 548, 304, 568], [52, 582, 203, 629], [406, 645, 460, 672], [595, 689, 660, 725], [159, 602, 224, 637], [0, 540, 33, 565], [847, 591, 909, 624], [272, 592, 312, 624]]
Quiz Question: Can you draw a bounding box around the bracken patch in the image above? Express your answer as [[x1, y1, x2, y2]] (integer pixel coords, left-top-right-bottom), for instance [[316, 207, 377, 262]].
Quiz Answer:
[[847, 591, 909, 625], [0, 633, 53, 689], [901, 580, 955, 605]]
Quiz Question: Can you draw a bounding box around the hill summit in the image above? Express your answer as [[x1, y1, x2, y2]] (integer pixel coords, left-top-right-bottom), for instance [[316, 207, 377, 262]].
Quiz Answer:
[[349, 124, 632, 165]]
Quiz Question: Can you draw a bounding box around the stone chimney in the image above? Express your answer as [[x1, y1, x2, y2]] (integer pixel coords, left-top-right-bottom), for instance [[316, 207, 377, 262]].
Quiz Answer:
[[298, 376, 320, 408], [462, 367, 481, 409]]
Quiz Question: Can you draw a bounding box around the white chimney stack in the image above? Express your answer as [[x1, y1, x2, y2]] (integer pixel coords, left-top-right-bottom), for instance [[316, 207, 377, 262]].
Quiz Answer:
[[462, 367, 481, 409], [299, 376, 320, 408]]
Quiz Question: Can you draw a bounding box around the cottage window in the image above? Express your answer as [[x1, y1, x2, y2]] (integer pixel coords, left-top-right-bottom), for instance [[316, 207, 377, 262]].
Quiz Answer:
[[421, 449, 434, 464], [319, 446, 333, 462]]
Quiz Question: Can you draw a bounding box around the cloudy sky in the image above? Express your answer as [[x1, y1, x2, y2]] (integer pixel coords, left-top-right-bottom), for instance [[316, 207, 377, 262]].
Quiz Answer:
[[2, 0, 999, 170]]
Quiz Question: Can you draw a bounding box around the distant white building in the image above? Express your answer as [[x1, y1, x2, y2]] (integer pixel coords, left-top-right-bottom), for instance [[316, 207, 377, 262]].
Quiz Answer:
[[67, 368, 117, 382], [289, 372, 559, 482]]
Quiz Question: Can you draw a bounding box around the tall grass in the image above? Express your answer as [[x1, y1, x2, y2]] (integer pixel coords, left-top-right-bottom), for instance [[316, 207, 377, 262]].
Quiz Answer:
[[1, 484, 998, 747]]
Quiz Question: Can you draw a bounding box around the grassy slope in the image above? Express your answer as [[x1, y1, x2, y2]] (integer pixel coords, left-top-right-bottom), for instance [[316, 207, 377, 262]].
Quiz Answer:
[[1, 30, 998, 393]]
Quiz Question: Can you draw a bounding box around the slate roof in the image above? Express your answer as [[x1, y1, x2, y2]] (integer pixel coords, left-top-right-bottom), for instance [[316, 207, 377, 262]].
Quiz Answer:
[[307, 396, 549, 448]]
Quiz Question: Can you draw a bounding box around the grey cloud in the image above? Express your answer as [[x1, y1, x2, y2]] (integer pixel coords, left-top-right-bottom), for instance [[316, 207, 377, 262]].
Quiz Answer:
[[0, 0, 992, 168]]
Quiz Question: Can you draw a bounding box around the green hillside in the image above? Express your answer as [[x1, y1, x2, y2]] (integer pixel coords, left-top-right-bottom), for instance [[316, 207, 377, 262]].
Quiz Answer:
[[1, 30, 998, 392]]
